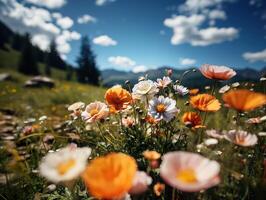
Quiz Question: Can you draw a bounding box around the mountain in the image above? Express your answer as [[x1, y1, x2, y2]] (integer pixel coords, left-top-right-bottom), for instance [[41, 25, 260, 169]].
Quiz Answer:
[[101, 66, 266, 88]]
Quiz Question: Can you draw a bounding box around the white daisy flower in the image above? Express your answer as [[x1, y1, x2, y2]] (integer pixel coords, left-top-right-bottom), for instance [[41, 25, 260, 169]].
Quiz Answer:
[[39, 144, 91, 183], [173, 85, 189, 96], [155, 76, 172, 89], [132, 80, 158, 102], [148, 96, 179, 122], [231, 82, 240, 88], [224, 130, 258, 147], [204, 138, 218, 146], [219, 85, 230, 94], [81, 101, 109, 123]]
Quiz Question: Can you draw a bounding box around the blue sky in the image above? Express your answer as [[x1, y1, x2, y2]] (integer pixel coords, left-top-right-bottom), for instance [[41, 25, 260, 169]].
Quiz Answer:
[[0, 0, 266, 72]]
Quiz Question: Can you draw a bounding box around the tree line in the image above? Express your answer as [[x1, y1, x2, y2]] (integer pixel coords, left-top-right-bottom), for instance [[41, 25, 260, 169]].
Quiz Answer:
[[0, 21, 100, 85]]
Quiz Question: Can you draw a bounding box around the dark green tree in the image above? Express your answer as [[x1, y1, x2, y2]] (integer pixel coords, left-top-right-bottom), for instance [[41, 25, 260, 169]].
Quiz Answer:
[[18, 33, 39, 75], [47, 40, 66, 70], [77, 36, 100, 85]]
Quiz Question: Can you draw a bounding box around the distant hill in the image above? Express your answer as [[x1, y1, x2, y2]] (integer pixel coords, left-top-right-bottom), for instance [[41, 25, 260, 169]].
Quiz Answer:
[[101, 66, 266, 88]]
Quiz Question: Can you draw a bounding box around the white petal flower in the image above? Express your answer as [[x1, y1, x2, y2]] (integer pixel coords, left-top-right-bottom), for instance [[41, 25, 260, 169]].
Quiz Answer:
[[224, 130, 258, 147], [148, 96, 179, 122], [39, 145, 91, 183], [204, 138, 218, 146], [219, 85, 230, 94], [173, 85, 189, 96], [206, 129, 225, 139], [132, 80, 158, 102], [81, 101, 109, 123], [231, 82, 240, 88], [160, 151, 220, 192], [155, 76, 172, 88]]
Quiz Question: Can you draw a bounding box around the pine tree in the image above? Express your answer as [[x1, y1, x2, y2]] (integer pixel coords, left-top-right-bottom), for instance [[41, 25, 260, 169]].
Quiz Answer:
[[18, 33, 39, 75], [48, 40, 66, 70], [77, 36, 100, 85]]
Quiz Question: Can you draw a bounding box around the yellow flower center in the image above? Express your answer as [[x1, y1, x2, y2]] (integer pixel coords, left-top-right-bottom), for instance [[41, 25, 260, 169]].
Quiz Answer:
[[57, 159, 76, 175], [90, 108, 99, 116], [156, 104, 166, 113], [176, 169, 197, 183]]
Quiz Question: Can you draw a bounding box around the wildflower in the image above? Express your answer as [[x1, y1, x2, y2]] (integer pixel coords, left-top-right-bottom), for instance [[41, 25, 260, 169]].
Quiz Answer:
[[145, 115, 160, 124], [129, 171, 152, 195], [122, 117, 135, 127], [68, 102, 85, 116], [182, 112, 204, 128], [199, 64, 236, 80], [143, 150, 161, 161], [155, 76, 172, 88], [204, 138, 218, 146], [219, 85, 230, 94], [223, 89, 266, 111], [206, 129, 225, 139], [105, 85, 132, 113], [39, 144, 91, 183], [189, 88, 199, 96], [81, 101, 109, 123], [167, 69, 173, 76], [132, 80, 158, 102], [148, 96, 179, 122], [224, 130, 258, 146], [39, 115, 47, 121], [258, 132, 266, 137], [160, 151, 220, 192], [153, 183, 165, 196], [173, 85, 189, 96], [245, 116, 265, 124], [82, 153, 137, 199], [190, 94, 221, 112], [231, 82, 240, 88]]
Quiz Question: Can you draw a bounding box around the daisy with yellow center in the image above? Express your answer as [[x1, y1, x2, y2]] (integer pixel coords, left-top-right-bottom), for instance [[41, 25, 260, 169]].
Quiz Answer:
[[39, 144, 91, 183], [81, 101, 109, 123], [160, 151, 220, 192], [148, 96, 179, 122]]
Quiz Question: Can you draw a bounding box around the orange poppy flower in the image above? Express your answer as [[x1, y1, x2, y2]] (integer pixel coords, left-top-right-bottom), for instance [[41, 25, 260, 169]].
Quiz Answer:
[[153, 183, 165, 196], [189, 88, 199, 96], [182, 112, 204, 128], [143, 150, 161, 161], [145, 115, 160, 124], [199, 64, 236, 80], [82, 153, 137, 199], [190, 94, 221, 112], [105, 85, 132, 113], [222, 89, 266, 111]]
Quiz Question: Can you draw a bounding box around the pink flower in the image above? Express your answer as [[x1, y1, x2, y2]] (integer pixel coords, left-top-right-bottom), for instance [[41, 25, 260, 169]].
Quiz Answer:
[[206, 129, 225, 139], [129, 171, 152, 195], [224, 130, 258, 147], [199, 64, 236, 80], [155, 76, 172, 88], [81, 101, 109, 123], [160, 151, 220, 192]]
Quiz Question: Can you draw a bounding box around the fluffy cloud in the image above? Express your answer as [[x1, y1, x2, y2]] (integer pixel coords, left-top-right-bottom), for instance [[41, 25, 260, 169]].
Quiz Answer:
[[242, 49, 266, 62], [77, 14, 96, 24], [164, 14, 238, 46], [25, 0, 66, 9], [95, 0, 116, 6], [93, 35, 117, 46], [179, 58, 196, 65], [108, 56, 136, 67], [0, 0, 80, 58], [132, 65, 147, 73], [31, 34, 50, 50], [56, 16, 73, 29], [209, 9, 226, 20]]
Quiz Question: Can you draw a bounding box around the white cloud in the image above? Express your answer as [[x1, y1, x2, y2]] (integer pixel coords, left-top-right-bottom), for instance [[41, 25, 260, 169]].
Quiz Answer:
[[31, 34, 50, 50], [55, 30, 81, 54], [164, 14, 238, 46], [180, 58, 196, 65], [95, 0, 116, 6], [209, 9, 226, 20], [77, 14, 96, 24], [132, 65, 147, 73], [93, 35, 117, 46], [52, 12, 62, 19], [25, 0, 66, 9], [57, 42, 71, 54], [108, 56, 136, 67], [56, 16, 73, 29], [243, 49, 266, 63]]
